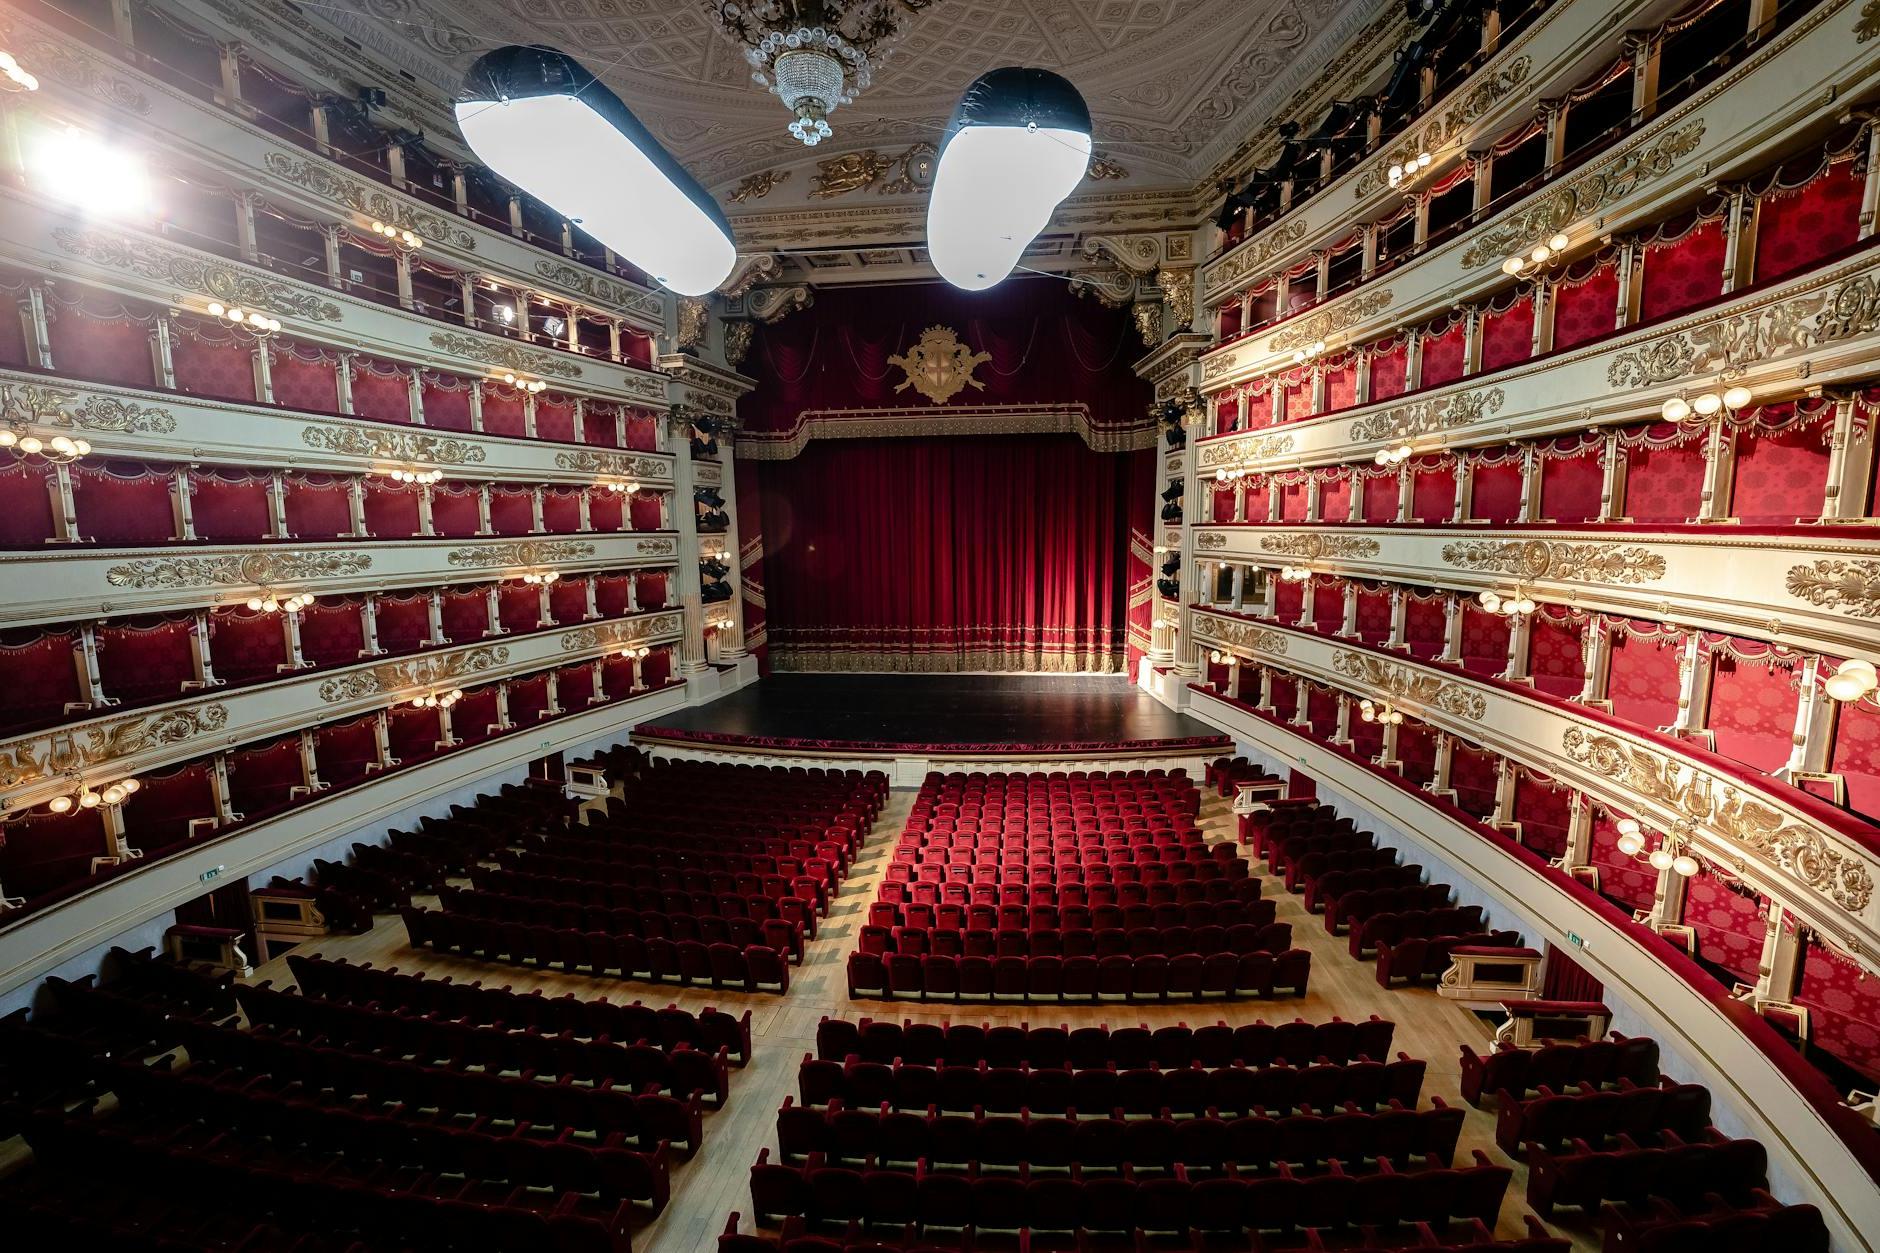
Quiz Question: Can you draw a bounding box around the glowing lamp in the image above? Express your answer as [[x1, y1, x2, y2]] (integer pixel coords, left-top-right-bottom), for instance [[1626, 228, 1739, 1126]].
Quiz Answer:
[[120, 779, 140, 795], [928, 67, 1092, 291], [1825, 671, 1870, 702], [1501, 257, 1523, 275], [1548, 233, 1570, 252], [1478, 591, 1501, 613], [1722, 385, 1753, 411], [1648, 847, 1674, 871], [46, 794, 73, 814], [78, 789, 100, 809], [1660, 397, 1691, 422], [1692, 392, 1723, 417], [1671, 854, 1699, 877], [31, 126, 154, 218], [17, 436, 42, 455], [1837, 658, 1877, 687], [456, 46, 735, 296]]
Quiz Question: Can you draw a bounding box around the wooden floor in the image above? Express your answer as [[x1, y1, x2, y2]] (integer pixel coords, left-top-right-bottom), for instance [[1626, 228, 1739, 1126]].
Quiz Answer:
[[247, 782, 1602, 1253]]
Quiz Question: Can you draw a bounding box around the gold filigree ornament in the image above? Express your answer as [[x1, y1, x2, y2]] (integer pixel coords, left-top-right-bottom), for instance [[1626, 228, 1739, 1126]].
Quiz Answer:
[[1332, 651, 1488, 720], [1443, 539, 1666, 585], [1785, 559, 1880, 618], [889, 326, 994, 405]]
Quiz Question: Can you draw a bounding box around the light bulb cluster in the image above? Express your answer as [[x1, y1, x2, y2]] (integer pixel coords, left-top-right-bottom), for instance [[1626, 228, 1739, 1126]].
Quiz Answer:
[[1660, 385, 1753, 423], [45, 775, 140, 814], [245, 590, 314, 616], [206, 302, 282, 334], [1206, 649, 1240, 665], [1289, 339, 1329, 366], [0, 429, 90, 462], [520, 570, 561, 585], [1372, 442, 1412, 467], [1500, 233, 1572, 276], [0, 49, 38, 92], [618, 643, 653, 661], [1476, 588, 1537, 616], [1614, 817, 1700, 878], [603, 479, 642, 495], [1386, 151, 1432, 188], [1213, 463, 1254, 483], [386, 467, 444, 485], [1278, 565, 1312, 582], [410, 688, 463, 709], [1358, 697, 1404, 725], [502, 371, 548, 394], [1824, 658, 1878, 703], [368, 220, 424, 249]]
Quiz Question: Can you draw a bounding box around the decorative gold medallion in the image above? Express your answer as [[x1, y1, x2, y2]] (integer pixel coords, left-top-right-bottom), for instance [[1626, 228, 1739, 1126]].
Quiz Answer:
[[889, 326, 994, 405]]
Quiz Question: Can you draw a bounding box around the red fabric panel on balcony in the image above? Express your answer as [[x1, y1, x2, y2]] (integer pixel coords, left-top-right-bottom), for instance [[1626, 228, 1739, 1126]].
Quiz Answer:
[[420, 373, 474, 432], [189, 470, 271, 541], [1280, 369, 1313, 420], [349, 358, 412, 423], [75, 462, 175, 543], [1411, 463, 1456, 523], [1307, 686, 1339, 739], [373, 594, 431, 654], [47, 301, 154, 388], [0, 629, 81, 734], [1478, 294, 1534, 373], [636, 570, 669, 611], [453, 687, 500, 744], [550, 579, 589, 625], [0, 807, 109, 902], [1211, 483, 1237, 522], [535, 394, 577, 442], [1205, 658, 1230, 690], [1731, 408, 1829, 523], [1361, 473, 1399, 523], [602, 653, 638, 698], [643, 646, 673, 690], [1273, 579, 1304, 623], [625, 409, 659, 452], [1242, 478, 1270, 519], [588, 489, 625, 532], [1550, 261, 1620, 351], [499, 584, 543, 633], [1269, 677, 1298, 723], [1319, 472, 1351, 520], [1589, 811, 1657, 912], [95, 617, 195, 706], [508, 673, 551, 725], [1279, 479, 1310, 522], [1607, 628, 1681, 731], [1753, 159, 1863, 284], [0, 456, 56, 546], [630, 493, 664, 532], [1831, 699, 1880, 824], [1797, 942, 1880, 1082], [1539, 441, 1604, 523], [1355, 586, 1392, 646], [209, 609, 289, 685], [269, 345, 340, 412], [1683, 871, 1764, 983], [582, 402, 620, 447], [543, 488, 582, 534], [1368, 342, 1408, 403], [441, 589, 488, 645], [0, 285, 29, 368], [282, 474, 350, 540], [1242, 386, 1274, 429], [480, 384, 528, 438], [1450, 745, 1499, 819], [429, 483, 480, 538], [1396, 723, 1436, 786], [1706, 652, 1796, 773], [1403, 596, 1446, 660], [1459, 604, 1510, 677], [1639, 218, 1725, 322], [316, 715, 379, 788], [552, 665, 591, 709], [1311, 584, 1344, 634], [121, 763, 214, 854], [1529, 614, 1586, 699], [171, 326, 255, 401], [388, 704, 442, 764], [1323, 358, 1358, 411], [1419, 322, 1467, 389], [298, 598, 366, 668], [363, 480, 422, 538], [1470, 459, 1523, 523], [227, 737, 304, 821], [1348, 715, 1382, 761], [1623, 435, 1704, 522], [595, 575, 634, 618], [1513, 775, 1568, 858], [489, 487, 535, 536]]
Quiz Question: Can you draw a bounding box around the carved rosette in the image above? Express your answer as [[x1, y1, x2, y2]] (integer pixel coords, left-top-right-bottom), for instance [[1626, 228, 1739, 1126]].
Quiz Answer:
[[446, 540, 598, 570], [106, 551, 373, 589], [1332, 651, 1488, 720], [1443, 539, 1667, 585], [301, 425, 486, 464], [1195, 531, 1228, 550]]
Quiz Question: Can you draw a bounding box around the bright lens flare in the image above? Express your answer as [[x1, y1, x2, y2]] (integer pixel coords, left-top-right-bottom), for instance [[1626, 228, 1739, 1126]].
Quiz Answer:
[[31, 126, 154, 218]]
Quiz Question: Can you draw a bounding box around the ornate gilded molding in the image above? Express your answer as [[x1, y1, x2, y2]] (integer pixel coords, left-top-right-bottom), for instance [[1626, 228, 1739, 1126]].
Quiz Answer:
[[1858, 0, 1878, 41], [723, 320, 755, 369], [1199, 432, 1297, 467], [1785, 559, 1880, 618], [889, 326, 993, 405], [446, 540, 597, 570], [1349, 387, 1505, 443], [0, 382, 176, 435], [1460, 120, 1706, 269], [0, 18, 150, 113], [260, 152, 476, 251], [300, 425, 486, 464], [676, 298, 710, 352], [1606, 283, 1837, 388], [53, 228, 344, 323], [316, 646, 511, 704], [1333, 650, 1488, 720], [1354, 57, 1533, 198], [1270, 289, 1394, 352], [552, 449, 667, 478], [558, 611, 683, 652], [1196, 531, 1227, 550], [105, 551, 372, 590], [1200, 618, 1291, 655], [635, 538, 677, 556], [728, 170, 790, 203], [1202, 220, 1310, 297], [0, 706, 229, 790], [531, 260, 664, 320], [1562, 727, 1873, 912], [1258, 533, 1382, 561], [1443, 539, 1667, 585], [425, 333, 582, 380]]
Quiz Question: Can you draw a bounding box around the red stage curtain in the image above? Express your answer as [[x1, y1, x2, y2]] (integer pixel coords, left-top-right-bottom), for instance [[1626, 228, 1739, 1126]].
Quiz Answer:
[[1638, 216, 1726, 323], [629, 493, 664, 532], [1513, 774, 1569, 858], [226, 736, 304, 821], [1403, 594, 1447, 660], [316, 715, 379, 788], [1311, 583, 1344, 635], [1418, 319, 1467, 389], [550, 579, 589, 625], [543, 487, 582, 534], [1590, 810, 1658, 912], [1831, 698, 1880, 824], [1539, 438, 1604, 522], [1361, 472, 1399, 523], [625, 409, 659, 452], [75, 461, 175, 543], [1550, 258, 1620, 351], [1355, 585, 1392, 646], [170, 321, 255, 402], [1478, 293, 1535, 373], [420, 371, 474, 431], [1752, 158, 1863, 284], [0, 456, 56, 546], [1368, 340, 1409, 402], [298, 598, 366, 668], [208, 609, 288, 685], [757, 435, 1130, 672], [269, 344, 340, 412], [1797, 940, 1880, 1082], [535, 393, 577, 443], [47, 294, 155, 389], [349, 356, 411, 423], [1607, 625, 1682, 730], [595, 574, 634, 618], [481, 384, 528, 438], [1319, 471, 1351, 520], [96, 616, 195, 706], [1683, 871, 1765, 984], [189, 468, 271, 541], [373, 593, 432, 654], [441, 589, 488, 644], [498, 584, 542, 634], [1411, 461, 1456, 523], [1623, 430, 1705, 522], [1706, 649, 1798, 773], [363, 479, 422, 538], [1542, 943, 1604, 1002], [1458, 603, 1510, 677], [283, 473, 351, 539], [636, 571, 669, 611], [508, 674, 550, 725], [1470, 457, 1524, 523], [1278, 478, 1309, 522], [1731, 404, 1830, 523], [0, 629, 82, 734], [1529, 611, 1587, 698], [582, 401, 620, 447], [489, 486, 534, 536], [121, 762, 214, 854], [430, 482, 481, 538], [0, 807, 109, 903]]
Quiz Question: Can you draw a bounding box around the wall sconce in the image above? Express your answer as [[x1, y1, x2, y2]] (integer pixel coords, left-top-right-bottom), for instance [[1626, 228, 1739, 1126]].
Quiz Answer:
[[1477, 588, 1536, 616], [385, 467, 443, 484], [207, 302, 282, 335], [502, 371, 547, 394], [0, 50, 39, 92], [1372, 442, 1412, 466], [369, 220, 424, 250], [1500, 233, 1572, 276], [520, 570, 561, 585], [619, 643, 652, 661], [1357, 697, 1403, 725], [602, 479, 641, 494], [1661, 383, 1752, 423], [1824, 658, 1878, 704], [1387, 150, 1432, 188], [0, 427, 90, 462], [45, 775, 140, 814], [1289, 339, 1328, 366], [409, 688, 463, 709], [245, 590, 314, 616], [1278, 565, 1312, 582], [1614, 816, 1700, 878]]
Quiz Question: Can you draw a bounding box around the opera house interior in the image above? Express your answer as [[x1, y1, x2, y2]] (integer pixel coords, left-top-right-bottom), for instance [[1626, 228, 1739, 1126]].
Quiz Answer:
[[0, 0, 1878, 1248]]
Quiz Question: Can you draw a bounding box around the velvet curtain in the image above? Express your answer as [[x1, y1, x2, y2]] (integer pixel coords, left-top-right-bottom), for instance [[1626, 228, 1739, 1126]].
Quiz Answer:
[[758, 435, 1130, 673]]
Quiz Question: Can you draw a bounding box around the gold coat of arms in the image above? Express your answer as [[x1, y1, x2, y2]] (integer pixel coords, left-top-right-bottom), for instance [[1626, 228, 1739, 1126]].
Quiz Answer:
[[889, 325, 993, 405]]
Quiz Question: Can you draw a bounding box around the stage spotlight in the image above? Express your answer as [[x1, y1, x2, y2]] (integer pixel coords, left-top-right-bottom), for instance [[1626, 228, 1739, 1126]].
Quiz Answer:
[[31, 125, 154, 218], [928, 67, 1092, 291], [456, 45, 735, 296]]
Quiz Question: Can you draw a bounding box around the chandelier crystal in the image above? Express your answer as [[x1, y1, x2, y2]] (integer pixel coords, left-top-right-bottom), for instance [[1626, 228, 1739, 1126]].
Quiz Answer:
[[708, 1, 939, 146]]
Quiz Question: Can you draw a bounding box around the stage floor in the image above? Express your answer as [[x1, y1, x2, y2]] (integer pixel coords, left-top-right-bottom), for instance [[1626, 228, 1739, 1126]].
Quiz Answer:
[[633, 674, 1229, 756]]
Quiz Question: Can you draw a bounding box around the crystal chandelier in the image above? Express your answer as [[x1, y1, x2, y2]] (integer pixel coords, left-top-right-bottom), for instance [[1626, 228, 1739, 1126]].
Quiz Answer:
[[707, 1, 939, 146]]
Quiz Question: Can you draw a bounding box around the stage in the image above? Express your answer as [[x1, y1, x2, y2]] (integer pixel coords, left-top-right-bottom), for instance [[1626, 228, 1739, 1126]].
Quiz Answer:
[[632, 675, 1230, 773]]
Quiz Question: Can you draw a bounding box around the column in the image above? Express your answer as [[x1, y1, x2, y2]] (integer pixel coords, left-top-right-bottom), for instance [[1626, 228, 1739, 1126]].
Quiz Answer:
[[264, 472, 288, 539], [1645, 857, 1690, 929], [1394, 463, 1413, 523], [371, 712, 392, 771], [475, 484, 494, 536], [1782, 656, 1834, 777], [1387, 586, 1408, 649], [1338, 583, 1359, 639], [416, 484, 436, 537], [544, 671, 563, 717], [576, 490, 593, 533], [506, 194, 525, 238], [425, 590, 446, 647], [583, 577, 600, 621], [335, 353, 356, 414], [346, 477, 369, 538], [188, 611, 220, 689], [1439, 594, 1463, 663], [669, 413, 710, 676], [1530, 281, 1554, 357], [282, 609, 309, 670], [1615, 241, 1643, 328], [395, 252, 415, 311], [458, 273, 477, 327], [589, 657, 607, 704], [1817, 392, 1875, 522], [360, 595, 384, 656], [1503, 612, 1533, 682], [151, 319, 176, 391], [1462, 306, 1483, 376], [1229, 565, 1246, 612], [1559, 789, 1594, 868], [484, 585, 505, 637], [1490, 759, 1519, 831], [1360, 224, 1380, 279], [234, 191, 260, 264], [320, 225, 344, 290], [1516, 444, 1543, 522], [495, 683, 513, 730], [1752, 904, 1807, 1002], [253, 340, 275, 405], [1598, 430, 1629, 521], [536, 580, 554, 627], [210, 755, 234, 825], [1720, 186, 1754, 295], [1539, 98, 1567, 172], [1411, 191, 1432, 249], [1255, 667, 1275, 713], [437, 702, 459, 749], [1430, 733, 1455, 797], [1470, 151, 1494, 214], [1858, 117, 1880, 240], [172, 469, 196, 541], [468, 380, 485, 433], [1695, 417, 1737, 522], [523, 393, 538, 439], [1333, 694, 1352, 746], [1669, 633, 1712, 735], [1578, 618, 1613, 705], [1625, 32, 1661, 122], [297, 730, 323, 792], [74, 624, 108, 709], [529, 486, 546, 534]]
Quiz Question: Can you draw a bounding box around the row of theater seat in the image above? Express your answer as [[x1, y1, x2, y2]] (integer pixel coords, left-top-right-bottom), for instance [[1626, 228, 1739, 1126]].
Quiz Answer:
[[473, 868, 822, 934], [877, 877, 1258, 907], [540, 825, 854, 874], [1527, 1129, 1770, 1218], [497, 847, 834, 911], [845, 949, 1311, 1004], [1206, 755, 1284, 798], [1496, 1079, 1712, 1156], [865, 899, 1269, 932], [883, 862, 1253, 888], [795, 1053, 1425, 1116], [1456, 1035, 1661, 1107], [1375, 932, 1522, 988], [856, 920, 1292, 960], [436, 885, 807, 958], [1304, 863, 1425, 915], [285, 952, 756, 1063], [814, 1016, 1395, 1069], [401, 907, 793, 993]]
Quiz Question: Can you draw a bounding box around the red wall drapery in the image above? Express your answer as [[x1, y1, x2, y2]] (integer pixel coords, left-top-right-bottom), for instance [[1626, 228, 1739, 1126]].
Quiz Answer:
[[756, 435, 1130, 673]]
